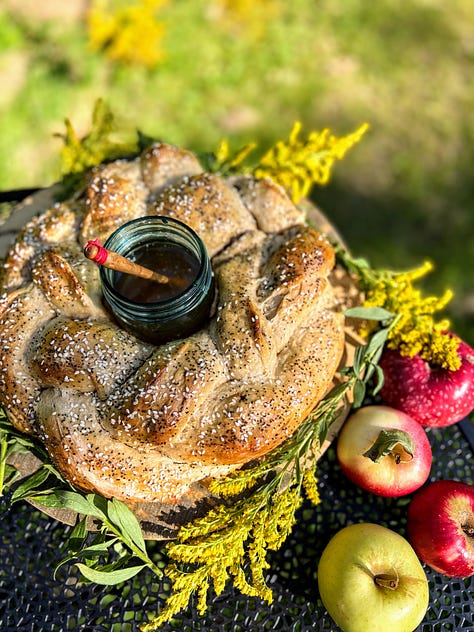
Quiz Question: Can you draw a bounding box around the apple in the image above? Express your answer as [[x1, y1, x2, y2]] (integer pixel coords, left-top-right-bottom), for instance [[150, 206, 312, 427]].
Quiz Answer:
[[407, 479, 474, 577], [336, 405, 432, 497], [317, 522, 429, 632], [379, 334, 474, 427]]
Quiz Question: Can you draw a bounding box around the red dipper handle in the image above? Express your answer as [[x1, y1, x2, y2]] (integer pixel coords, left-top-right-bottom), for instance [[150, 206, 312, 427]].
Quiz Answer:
[[84, 239, 170, 284]]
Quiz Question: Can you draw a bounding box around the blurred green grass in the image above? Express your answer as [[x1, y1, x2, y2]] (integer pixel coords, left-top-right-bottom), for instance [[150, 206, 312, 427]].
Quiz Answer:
[[0, 0, 473, 340]]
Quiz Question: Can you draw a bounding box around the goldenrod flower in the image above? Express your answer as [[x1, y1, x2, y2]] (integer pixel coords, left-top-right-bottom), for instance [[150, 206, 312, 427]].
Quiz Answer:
[[302, 468, 320, 505], [209, 138, 257, 175], [254, 121, 369, 203], [56, 99, 138, 179], [208, 121, 368, 203], [87, 0, 167, 68], [354, 259, 461, 370]]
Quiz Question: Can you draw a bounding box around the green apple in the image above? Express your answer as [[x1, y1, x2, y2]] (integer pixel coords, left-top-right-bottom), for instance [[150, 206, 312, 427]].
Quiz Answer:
[[317, 523, 429, 632]]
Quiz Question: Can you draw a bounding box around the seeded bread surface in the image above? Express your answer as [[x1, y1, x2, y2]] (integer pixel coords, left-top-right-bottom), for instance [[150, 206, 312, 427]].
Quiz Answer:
[[0, 143, 345, 504]]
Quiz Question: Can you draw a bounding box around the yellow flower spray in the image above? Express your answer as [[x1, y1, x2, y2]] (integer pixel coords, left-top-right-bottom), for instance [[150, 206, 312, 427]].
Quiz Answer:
[[338, 249, 461, 370], [208, 120, 369, 204], [254, 121, 369, 203], [87, 0, 167, 67]]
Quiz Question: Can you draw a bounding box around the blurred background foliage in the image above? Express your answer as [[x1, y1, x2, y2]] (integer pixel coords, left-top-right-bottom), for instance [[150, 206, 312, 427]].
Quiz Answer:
[[0, 0, 473, 340]]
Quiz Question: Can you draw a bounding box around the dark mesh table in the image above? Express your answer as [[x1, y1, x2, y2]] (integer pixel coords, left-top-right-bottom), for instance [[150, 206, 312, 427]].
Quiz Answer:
[[1, 191, 473, 630], [1, 421, 473, 632]]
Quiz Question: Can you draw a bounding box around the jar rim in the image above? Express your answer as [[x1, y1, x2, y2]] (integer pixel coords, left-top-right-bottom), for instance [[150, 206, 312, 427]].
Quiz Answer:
[[100, 215, 211, 309]]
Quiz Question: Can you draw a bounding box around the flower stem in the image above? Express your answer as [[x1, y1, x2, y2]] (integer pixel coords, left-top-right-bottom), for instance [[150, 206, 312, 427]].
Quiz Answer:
[[0, 431, 8, 496]]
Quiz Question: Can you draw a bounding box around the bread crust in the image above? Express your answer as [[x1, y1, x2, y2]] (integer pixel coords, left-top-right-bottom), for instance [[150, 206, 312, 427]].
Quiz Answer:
[[0, 142, 345, 504]]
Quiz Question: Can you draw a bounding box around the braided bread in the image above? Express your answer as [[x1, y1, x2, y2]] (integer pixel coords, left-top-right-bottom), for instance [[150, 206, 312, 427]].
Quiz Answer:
[[0, 143, 345, 505]]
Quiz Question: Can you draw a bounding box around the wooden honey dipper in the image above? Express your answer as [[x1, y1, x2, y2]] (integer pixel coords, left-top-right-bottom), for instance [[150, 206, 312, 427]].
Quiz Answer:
[[84, 239, 170, 284]]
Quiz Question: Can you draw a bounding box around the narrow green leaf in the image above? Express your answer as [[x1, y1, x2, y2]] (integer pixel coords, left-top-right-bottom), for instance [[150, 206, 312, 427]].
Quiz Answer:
[[352, 380, 366, 408], [372, 365, 385, 395], [65, 518, 89, 558], [75, 562, 146, 586], [2, 463, 20, 487], [75, 538, 119, 559], [364, 362, 376, 384], [338, 366, 353, 377], [69, 516, 88, 542], [345, 306, 394, 321], [368, 343, 385, 370], [87, 493, 109, 520], [54, 517, 88, 579], [108, 497, 147, 554], [5, 442, 31, 458], [352, 345, 365, 375], [10, 466, 51, 502], [324, 381, 350, 401], [34, 490, 105, 518], [366, 327, 390, 354]]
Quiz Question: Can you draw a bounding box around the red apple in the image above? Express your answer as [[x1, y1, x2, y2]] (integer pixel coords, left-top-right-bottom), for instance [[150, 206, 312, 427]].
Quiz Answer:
[[407, 480, 474, 577], [337, 405, 432, 497], [379, 334, 474, 427]]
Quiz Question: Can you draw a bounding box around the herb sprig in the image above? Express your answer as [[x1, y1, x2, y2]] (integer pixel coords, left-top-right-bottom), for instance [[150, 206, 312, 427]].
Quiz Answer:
[[0, 410, 161, 586]]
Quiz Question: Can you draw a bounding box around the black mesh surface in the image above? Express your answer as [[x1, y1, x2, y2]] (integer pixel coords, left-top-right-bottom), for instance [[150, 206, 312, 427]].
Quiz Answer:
[[1, 421, 473, 632]]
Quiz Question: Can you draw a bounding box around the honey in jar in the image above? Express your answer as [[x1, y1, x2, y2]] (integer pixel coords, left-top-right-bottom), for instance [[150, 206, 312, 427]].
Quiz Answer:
[[99, 216, 215, 344]]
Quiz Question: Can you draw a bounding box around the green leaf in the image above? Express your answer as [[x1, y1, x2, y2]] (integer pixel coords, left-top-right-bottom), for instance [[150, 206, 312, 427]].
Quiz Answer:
[[75, 562, 146, 586], [345, 306, 394, 321], [75, 538, 119, 560], [33, 490, 105, 518], [364, 362, 377, 384], [366, 327, 390, 354], [65, 517, 89, 557], [363, 429, 415, 463], [2, 463, 20, 487], [352, 344, 365, 375], [324, 381, 350, 401], [69, 516, 88, 543], [10, 466, 51, 502], [55, 529, 119, 579], [54, 517, 89, 579], [0, 419, 46, 456], [108, 497, 147, 554], [352, 380, 366, 408], [4, 441, 30, 458], [86, 493, 109, 521], [372, 364, 385, 395]]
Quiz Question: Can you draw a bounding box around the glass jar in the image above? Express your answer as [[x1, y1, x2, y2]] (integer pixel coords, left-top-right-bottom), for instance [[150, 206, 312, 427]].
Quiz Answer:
[[100, 216, 215, 344]]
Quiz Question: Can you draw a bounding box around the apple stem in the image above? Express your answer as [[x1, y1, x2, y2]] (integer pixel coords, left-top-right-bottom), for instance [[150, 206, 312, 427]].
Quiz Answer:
[[374, 573, 399, 590], [463, 524, 474, 538]]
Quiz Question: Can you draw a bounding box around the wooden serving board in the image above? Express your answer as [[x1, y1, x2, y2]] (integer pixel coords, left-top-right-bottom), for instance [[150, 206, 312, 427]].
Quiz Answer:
[[1, 186, 363, 540]]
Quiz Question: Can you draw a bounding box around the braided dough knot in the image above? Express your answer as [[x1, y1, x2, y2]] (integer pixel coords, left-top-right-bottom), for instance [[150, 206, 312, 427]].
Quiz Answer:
[[0, 142, 345, 504]]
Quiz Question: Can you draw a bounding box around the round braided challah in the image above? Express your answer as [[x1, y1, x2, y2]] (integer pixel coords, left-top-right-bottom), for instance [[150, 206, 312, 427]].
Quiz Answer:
[[0, 142, 345, 505]]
